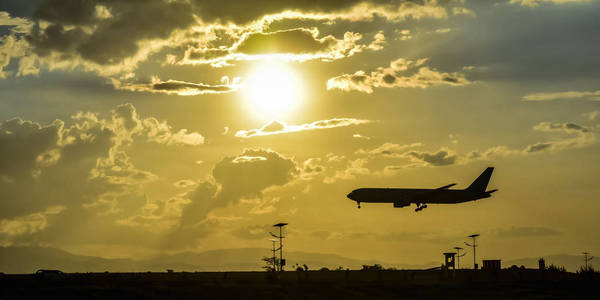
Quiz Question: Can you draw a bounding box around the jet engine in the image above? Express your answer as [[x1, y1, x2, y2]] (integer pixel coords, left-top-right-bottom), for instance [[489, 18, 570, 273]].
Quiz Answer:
[[393, 201, 410, 208]]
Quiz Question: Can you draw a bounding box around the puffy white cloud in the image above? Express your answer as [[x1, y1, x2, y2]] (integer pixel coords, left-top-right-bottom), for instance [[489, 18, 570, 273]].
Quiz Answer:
[[327, 58, 472, 93]]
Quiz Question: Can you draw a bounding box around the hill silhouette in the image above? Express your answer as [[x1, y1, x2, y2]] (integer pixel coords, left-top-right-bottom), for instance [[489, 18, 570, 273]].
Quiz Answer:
[[1, 246, 596, 274], [0, 246, 438, 273]]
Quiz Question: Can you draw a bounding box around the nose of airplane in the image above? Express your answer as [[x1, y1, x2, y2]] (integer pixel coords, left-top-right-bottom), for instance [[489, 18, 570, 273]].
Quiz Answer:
[[347, 191, 355, 200]]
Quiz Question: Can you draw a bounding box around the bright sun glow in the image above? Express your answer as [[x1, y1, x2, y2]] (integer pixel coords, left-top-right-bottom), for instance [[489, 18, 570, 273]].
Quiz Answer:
[[243, 62, 303, 119]]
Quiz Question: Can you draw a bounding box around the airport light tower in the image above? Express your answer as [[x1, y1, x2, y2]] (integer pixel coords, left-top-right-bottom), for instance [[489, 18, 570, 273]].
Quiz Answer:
[[453, 246, 466, 269], [583, 252, 593, 269], [465, 234, 480, 269], [269, 239, 279, 271], [271, 222, 288, 271]]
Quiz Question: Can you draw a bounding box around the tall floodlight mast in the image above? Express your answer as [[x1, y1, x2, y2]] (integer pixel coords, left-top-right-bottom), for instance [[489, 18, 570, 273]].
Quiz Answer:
[[454, 247, 466, 269], [271, 223, 288, 271], [465, 234, 480, 269], [269, 239, 279, 271], [583, 252, 594, 269]]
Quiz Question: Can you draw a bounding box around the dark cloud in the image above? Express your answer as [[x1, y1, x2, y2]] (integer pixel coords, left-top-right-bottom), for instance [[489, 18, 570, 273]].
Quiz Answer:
[[33, 0, 97, 25], [533, 122, 589, 134], [115, 77, 239, 96], [190, 0, 364, 24], [179, 149, 298, 225], [235, 28, 336, 55], [524, 142, 553, 153], [405, 149, 456, 166], [26, 24, 87, 57], [213, 149, 298, 202], [427, 1, 600, 83], [0, 117, 62, 180], [26, 0, 195, 65]]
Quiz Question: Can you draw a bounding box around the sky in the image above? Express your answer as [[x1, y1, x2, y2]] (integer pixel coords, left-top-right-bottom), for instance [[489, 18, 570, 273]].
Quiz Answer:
[[0, 0, 599, 266]]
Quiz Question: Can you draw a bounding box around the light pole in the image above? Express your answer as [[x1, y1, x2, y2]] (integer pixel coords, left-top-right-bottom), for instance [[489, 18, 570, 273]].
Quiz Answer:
[[454, 247, 466, 269], [465, 234, 480, 269], [583, 252, 594, 269], [271, 222, 288, 271], [269, 239, 279, 271]]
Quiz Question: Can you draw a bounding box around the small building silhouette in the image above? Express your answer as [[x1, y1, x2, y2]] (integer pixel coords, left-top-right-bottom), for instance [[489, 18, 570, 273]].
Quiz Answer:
[[482, 260, 501, 270], [443, 252, 457, 270]]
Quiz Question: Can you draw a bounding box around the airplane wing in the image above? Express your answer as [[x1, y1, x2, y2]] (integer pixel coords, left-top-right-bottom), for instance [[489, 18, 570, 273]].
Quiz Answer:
[[436, 183, 456, 190]]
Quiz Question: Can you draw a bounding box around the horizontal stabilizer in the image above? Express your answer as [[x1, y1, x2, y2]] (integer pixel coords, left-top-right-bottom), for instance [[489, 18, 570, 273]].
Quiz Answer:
[[436, 183, 456, 190], [486, 189, 498, 194]]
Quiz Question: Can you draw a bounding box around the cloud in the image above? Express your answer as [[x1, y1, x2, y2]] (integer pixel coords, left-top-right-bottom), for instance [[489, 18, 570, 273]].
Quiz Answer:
[[231, 224, 274, 240], [0, 11, 33, 34], [0, 1, 198, 78], [510, 0, 591, 7], [352, 133, 371, 140], [467, 121, 595, 158], [452, 7, 476, 17], [525, 121, 595, 152], [300, 158, 326, 180], [465, 146, 518, 161], [533, 122, 589, 133], [113, 76, 240, 96], [179, 149, 298, 225], [0, 0, 460, 79], [0, 102, 204, 239], [522, 90, 600, 101], [323, 158, 370, 184], [192, 0, 449, 25], [182, 28, 385, 66], [30, 1, 195, 65], [235, 28, 337, 55], [0, 12, 34, 77], [0, 206, 65, 237], [357, 142, 424, 157], [327, 58, 472, 93], [357, 143, 456, 167], [235, 118, 371, 138], [582, 111, 599, 121], [403, 149, 457, 166], [491, 226, 561, 238]]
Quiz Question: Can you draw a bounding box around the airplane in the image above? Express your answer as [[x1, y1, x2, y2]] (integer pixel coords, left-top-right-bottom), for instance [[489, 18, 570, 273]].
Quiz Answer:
[[346, 167, 497, 212]]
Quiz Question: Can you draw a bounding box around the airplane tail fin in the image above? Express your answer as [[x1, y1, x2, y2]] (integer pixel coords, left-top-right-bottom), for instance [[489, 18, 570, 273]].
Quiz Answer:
[[467, 167, 494, 193]]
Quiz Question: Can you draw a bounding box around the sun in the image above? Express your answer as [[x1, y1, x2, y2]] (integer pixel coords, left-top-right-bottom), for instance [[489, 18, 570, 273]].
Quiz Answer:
[[243, 62, 303, 120]]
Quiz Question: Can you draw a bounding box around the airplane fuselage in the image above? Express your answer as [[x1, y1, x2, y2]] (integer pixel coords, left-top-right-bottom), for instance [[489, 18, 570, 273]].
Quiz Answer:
[[346, 167, 497, 211], [347, 188, 491, 205]]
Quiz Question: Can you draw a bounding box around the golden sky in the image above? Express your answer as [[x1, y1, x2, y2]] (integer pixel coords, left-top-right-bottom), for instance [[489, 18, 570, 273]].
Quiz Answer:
[[0, 0, 599, 265]]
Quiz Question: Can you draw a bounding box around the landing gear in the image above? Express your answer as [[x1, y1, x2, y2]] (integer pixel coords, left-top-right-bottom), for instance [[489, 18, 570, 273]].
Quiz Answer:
[[357, 202, 361, 209], [414, 204, 428, 212]]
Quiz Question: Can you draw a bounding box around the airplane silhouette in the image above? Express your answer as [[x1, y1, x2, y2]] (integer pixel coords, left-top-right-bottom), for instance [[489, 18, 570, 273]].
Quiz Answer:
[[347, 167, 497, 212]]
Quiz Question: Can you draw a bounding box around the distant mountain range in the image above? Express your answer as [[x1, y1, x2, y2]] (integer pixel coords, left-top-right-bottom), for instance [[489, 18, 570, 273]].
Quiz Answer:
[[0, 246, 596, 274]]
